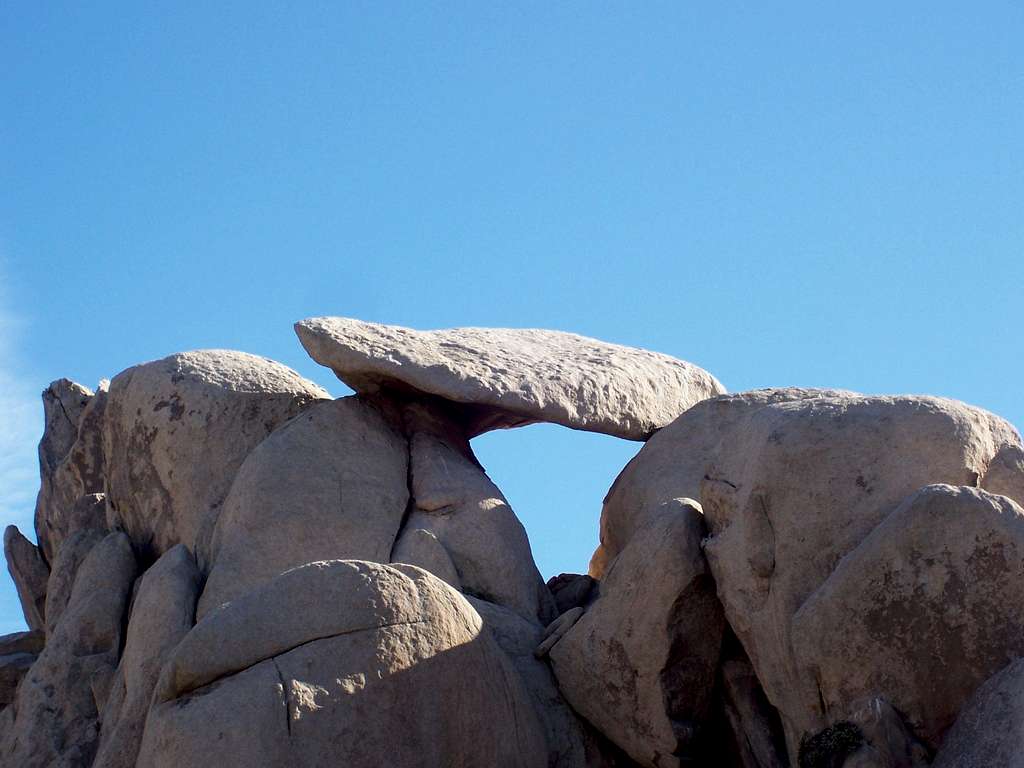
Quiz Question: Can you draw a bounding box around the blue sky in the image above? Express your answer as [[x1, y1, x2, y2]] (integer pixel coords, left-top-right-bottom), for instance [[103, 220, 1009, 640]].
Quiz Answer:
[[1, 3, 1022, 632]]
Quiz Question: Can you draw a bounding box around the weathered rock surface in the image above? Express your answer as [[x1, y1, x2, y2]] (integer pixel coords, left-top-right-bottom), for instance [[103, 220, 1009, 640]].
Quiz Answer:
[[794, 485, 1024, 749], [468, 596, 604, 768], [0, 631, 43, 709], [720, 658, 787, 768], [93, 544, 200, 768], [10, 321, 1024, 768], [33, 380, 107, 563], [983, 442, 1024, 501], [296, 316, 725, 440], [841, 697, 929, 768], [0, 631, 44, 657], [396, 425, 555, 622], [551, 498, 724, 767], [597, 388, 1022, 755], [198, 396, 408, 618], [594, 388, 855, 573], [933, 657, 1024, 768], [38, 380, 92, 475], [0, 654, 34, 708], [547, 573, 596, 615], [0, 532, 136, 768], [43, 504, 107, 638], [534, 607, 584, 659], [3, 527, 48, 633], [103, 350, 328, 559], [390, 526, 461, 589], [140, 560, 548, 768]]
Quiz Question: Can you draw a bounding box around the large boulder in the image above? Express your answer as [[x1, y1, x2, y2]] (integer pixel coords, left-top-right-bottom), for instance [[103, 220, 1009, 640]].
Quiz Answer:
[[198, 396, 408, 618], [0, 532, 136, 768], [793, 485, 1024, 750], [3, 526, 49, 632], [550, 498, 724, 767], [93, 544, 201, 768], [594, 388, 854, 573], [983, 443, 1024, 501], [103, 350, 328, 559], [295, 316, 725, 440], [139, 560, 548, 768], [933, 657, 1024, 768], [597, 389, 1022, 753]]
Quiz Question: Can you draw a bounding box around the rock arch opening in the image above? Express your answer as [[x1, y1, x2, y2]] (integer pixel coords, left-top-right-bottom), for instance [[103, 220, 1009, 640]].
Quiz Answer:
[[471, 422, 638, 581]]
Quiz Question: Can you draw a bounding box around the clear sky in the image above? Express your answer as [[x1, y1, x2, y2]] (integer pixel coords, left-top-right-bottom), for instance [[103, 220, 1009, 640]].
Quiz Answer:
[[1, 3, 1022, 633]]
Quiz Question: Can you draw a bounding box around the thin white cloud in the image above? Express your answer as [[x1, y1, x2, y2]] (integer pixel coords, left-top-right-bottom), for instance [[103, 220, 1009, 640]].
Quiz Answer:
[[0, 262, 42, 633]]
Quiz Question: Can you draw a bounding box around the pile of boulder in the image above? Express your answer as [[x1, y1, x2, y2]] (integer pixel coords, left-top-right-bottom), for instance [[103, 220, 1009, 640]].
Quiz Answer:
[[1, 316, 1022, 768]]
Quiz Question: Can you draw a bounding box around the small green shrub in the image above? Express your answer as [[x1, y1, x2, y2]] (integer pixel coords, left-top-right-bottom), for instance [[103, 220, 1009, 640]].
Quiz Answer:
[[798, 721, 864, 768]]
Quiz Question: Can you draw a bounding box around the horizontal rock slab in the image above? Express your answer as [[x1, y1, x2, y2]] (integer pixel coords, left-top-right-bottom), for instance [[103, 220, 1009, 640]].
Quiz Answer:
[[295, 316, 725, 440]]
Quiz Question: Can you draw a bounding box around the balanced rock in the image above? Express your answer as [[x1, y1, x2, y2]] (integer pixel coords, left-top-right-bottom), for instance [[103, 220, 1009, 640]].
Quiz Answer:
[[139, 560, 548, 768], [103, 350, 328, 559], [295, 316, 725, 440], [8, 319, 1024, 768]]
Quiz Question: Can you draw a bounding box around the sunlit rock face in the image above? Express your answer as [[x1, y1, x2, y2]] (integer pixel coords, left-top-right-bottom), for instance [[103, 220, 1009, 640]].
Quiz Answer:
[[139, 560, 548, 768], [3, 316, 1024, 768], [295, 315, 725, 440]]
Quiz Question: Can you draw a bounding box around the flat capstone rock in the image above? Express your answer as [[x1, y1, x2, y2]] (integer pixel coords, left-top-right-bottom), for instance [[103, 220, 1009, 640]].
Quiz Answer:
[[295, 316, 725, 440]]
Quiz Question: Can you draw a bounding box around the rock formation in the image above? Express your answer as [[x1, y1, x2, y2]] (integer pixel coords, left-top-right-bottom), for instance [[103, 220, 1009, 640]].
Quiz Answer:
[[1, 316, 1022, 767], [295, 316, 725, 440]]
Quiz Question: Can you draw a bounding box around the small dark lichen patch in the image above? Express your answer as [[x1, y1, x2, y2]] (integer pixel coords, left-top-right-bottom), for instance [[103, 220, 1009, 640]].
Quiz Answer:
[[798, 721, 864, 768]]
